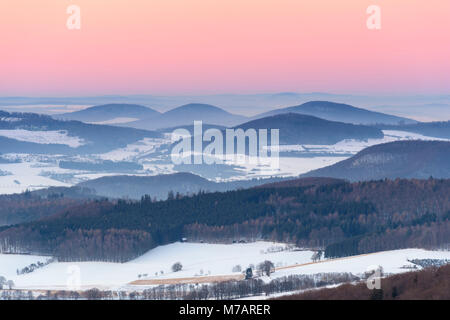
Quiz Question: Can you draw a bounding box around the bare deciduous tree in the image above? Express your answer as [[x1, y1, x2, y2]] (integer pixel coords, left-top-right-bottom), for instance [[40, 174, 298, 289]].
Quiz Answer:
[[258, 260, 275, 277], [0, 276, 6, 290], [6, 280, 14, 290]]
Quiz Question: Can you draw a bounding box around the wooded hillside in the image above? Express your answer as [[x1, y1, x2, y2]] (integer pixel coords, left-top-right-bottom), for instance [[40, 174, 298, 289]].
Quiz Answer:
[[0, 178, 448, 262]]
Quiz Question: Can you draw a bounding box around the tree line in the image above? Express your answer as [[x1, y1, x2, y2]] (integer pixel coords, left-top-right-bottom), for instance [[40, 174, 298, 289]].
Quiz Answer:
[[0, 272, 359, 300]]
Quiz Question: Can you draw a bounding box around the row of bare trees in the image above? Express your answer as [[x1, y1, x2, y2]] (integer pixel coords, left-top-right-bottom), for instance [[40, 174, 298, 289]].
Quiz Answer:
[[0, 272, 359, 300]]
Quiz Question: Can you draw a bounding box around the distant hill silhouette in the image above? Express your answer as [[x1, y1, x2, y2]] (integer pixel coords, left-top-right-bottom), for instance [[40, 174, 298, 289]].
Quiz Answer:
[[233, 113, 384, 145], [124, 103, 248, 130], [302, 140, 450, 181], [77, 172, 289, 199], [57, 103, 160, 123], [254, 101, 417, 125]]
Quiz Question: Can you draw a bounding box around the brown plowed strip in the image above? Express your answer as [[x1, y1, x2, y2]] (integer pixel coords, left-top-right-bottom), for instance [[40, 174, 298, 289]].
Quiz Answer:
[[275, 251, 380, 271], [130, 274, 245, 285]]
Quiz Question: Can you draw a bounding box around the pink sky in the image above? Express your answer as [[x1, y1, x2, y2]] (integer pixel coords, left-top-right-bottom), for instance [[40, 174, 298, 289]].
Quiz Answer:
[[0, 0, 449, 96]]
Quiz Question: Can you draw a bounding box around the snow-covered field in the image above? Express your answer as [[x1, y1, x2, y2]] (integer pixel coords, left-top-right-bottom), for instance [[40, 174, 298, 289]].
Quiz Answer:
[[2, 242, 449, 292], [5, 242, 311, 291], [0, 129, 85, 147], [0, 160, 71, 194], [0, 254, 51, 280]]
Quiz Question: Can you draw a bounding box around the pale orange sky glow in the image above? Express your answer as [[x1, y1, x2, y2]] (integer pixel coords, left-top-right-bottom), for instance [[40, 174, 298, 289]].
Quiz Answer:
[[0, 0, 449, 95]]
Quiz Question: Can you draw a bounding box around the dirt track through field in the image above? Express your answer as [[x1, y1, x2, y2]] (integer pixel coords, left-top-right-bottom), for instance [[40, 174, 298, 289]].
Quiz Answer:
[[275, 251, 376, 271], [129, 274, 245, 285]]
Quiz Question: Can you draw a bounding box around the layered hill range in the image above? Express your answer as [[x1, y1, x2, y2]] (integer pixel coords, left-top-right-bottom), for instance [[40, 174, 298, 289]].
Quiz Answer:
[[232, 113, 383, 145], [57, 100, 417, 130], [5, 134, 448, 205], [165, 113, 385, 165], [253, 101, 417, 125], [59, 103, 247, 130], [0, 100, 449, 196], [70, 140, 450, 198], [0, 104, 390, 156], [0, 110, 161, 155]]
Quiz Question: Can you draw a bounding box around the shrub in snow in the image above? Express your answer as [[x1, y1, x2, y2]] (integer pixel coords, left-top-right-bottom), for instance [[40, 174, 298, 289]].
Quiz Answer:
[[172, 262, 183, 272]]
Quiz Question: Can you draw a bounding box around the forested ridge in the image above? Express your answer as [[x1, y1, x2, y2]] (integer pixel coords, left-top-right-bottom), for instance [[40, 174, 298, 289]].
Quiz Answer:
[[0, 178, 448, 262], [0, 191, 92, 226]]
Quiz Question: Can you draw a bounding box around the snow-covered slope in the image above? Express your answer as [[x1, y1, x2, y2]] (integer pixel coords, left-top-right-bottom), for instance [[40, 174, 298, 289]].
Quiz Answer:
[[8, 242, 312, 290], [3, 242, 450, 291], [271, 248, 450, 279], [0, 254, 51, 280]]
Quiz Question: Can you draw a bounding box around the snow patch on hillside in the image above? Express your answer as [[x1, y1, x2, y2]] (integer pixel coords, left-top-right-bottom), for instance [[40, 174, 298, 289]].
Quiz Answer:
[[279, 130, 450, 155], [87, 117, 139, 125], [97, 137, 171, 161]]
